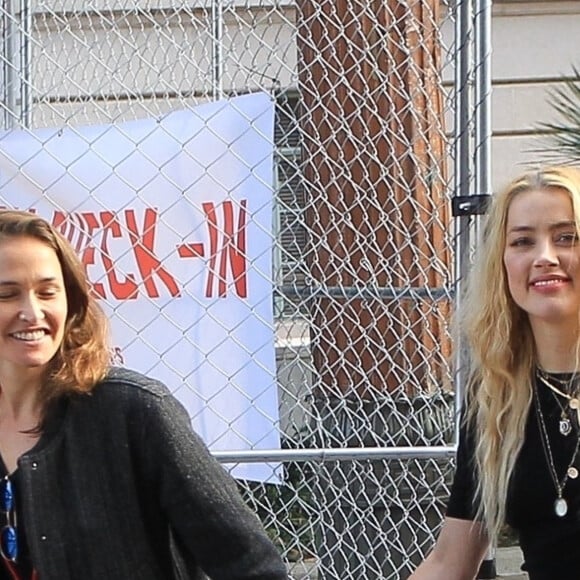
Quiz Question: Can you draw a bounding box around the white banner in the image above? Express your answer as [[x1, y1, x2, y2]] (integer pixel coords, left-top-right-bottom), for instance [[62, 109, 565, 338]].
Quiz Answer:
[[0, 93, 280, 482]]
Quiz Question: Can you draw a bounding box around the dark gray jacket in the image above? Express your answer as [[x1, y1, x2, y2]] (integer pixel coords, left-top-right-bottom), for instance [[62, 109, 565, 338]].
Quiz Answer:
[[17, 367, 288, 580]]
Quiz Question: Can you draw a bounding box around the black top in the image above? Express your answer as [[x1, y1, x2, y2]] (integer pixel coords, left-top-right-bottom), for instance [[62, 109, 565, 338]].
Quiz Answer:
[[447, 374, 580, 580], [0, 367, 287, 580]]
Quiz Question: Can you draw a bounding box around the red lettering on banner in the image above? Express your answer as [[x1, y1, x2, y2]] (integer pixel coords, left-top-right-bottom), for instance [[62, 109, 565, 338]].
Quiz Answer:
[[53, 211, 106, 299], [100, 212, 139, 300], [51, 209, 179, 300], [203, 200, 248, 298], [177, 243, 204, 258], [10, 204, 250, 301], [124, 208, 180, 298]]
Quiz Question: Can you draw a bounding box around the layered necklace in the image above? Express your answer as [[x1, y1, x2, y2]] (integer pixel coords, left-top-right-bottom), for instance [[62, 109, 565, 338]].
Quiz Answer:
[[536, 368, 580, 436], [534, 368, 580, 517]]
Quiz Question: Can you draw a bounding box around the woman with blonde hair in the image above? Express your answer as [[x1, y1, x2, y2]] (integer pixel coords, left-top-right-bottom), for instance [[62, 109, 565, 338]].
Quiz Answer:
[[0, 209, 287, 579], [411, 166, 580, 579]]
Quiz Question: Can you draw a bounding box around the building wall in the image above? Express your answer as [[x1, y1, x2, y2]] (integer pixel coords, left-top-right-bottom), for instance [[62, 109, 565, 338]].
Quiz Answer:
[[490, 1, 580, 191], [27, 1, 580, 192]]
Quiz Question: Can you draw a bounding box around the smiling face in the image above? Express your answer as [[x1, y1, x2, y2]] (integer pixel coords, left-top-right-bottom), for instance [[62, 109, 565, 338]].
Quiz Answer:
[[0, 235, 68, 379], [503, 187, 580, 333]]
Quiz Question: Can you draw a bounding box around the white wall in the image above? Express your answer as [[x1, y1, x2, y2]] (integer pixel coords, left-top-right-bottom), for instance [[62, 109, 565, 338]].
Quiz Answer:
[[490, 1, 580, 191]]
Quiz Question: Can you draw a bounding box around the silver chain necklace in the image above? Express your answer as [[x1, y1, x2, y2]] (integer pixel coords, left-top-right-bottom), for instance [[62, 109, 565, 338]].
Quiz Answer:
[[533, 375, 580, 517], [536, 369, 580, 436]]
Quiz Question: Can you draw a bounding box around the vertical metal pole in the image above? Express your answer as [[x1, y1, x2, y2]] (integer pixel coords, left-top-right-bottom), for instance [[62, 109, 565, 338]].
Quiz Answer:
[[474, 0, 492, 196], [2, 0, 16, 129], [211, 0, 224, 101], [20, 0, 32, 128], [1, 0, 31, 129], [453, 0, 474, 441], [474, 1, 495, 578], [455, 0, 473, 205]]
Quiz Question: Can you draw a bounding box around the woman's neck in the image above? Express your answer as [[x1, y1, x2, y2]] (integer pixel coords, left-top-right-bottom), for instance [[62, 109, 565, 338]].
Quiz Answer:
[[530, 314, 580, 372], [534, 331, 578, 373], [0, 370, 43, 424]]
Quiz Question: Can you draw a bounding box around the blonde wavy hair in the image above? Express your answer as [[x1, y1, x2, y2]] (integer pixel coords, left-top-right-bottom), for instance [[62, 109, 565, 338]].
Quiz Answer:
[[460, 165, 580, 542], [0, 209, 110, 404]]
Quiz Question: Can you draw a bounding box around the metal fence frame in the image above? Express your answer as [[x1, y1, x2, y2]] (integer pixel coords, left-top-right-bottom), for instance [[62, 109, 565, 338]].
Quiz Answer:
[[0, 1, 493, 577]]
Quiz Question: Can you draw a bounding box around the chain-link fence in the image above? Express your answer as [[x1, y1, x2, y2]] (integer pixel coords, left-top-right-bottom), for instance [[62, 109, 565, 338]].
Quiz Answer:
[[0, 1, 491, 578]]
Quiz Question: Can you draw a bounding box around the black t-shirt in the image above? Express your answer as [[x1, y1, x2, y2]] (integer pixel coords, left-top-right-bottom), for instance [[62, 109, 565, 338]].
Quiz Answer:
[[447, 376, 580, 580]]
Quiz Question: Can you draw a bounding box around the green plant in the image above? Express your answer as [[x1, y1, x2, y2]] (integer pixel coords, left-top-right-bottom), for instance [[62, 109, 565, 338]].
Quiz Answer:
[[535, 66, 580, 163]]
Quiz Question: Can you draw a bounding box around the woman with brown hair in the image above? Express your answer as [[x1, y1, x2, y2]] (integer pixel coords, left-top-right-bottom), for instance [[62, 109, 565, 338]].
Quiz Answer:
[[0, 209, 287, 579], [412, 166, 580, 579]]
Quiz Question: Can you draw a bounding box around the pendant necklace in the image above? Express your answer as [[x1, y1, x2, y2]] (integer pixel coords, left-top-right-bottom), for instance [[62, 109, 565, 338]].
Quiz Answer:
[[534, 375, 580, 517], [536, 369, 579, 436]]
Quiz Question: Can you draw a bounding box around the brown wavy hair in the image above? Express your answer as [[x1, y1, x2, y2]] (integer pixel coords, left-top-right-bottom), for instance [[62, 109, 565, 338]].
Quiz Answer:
[[0, 209, 110, 401], [460, 165, 580, 542]]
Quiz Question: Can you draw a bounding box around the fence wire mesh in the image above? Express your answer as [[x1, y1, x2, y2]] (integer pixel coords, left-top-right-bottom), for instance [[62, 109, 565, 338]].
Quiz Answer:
[[0, 1, 479, 578]]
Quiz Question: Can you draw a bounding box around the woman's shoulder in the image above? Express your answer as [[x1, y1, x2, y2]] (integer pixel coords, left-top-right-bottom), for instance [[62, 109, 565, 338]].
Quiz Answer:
[[67, 367, 190, 431], [80, 366, 180, 414], [97, 366, 172, 398]]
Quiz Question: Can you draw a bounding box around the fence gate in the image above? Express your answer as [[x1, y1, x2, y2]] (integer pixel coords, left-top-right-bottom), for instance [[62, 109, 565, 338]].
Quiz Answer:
[[0, 1, 492, 578]]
